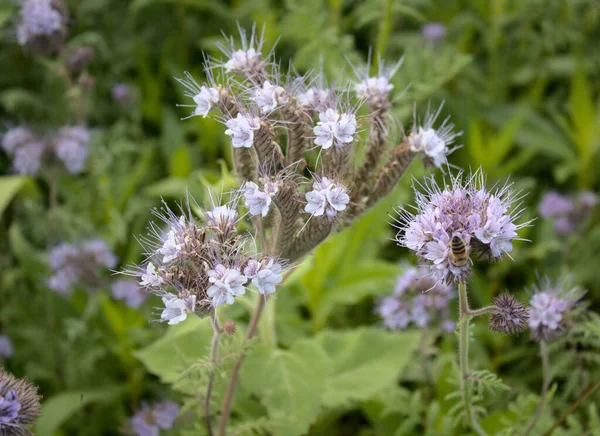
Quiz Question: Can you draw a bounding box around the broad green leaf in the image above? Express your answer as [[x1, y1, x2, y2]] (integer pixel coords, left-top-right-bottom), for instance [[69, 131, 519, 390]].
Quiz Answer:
[[134, 316, 212, 383], [35, 386, 123, 436], [316, 328, 420, 408], [261, 340, 330, 436], [0, 176, 27, 215]]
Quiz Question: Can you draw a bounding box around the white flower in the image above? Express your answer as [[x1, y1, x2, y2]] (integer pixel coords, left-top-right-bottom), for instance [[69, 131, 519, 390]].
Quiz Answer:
[[354, 76, 393, 98], [251, 260, 283, 294], [305, 190, 327, 216], [140, 262, 164, 288], [243, 181, 272, 217], [243, 260, 262, 278], [207, 265, 247, 307], [225, 48, 261, 72], [206, 205, 238, 233], [161, 297, 190, 325], [297, 88, 329, 109], [193, 86, 220, 117], [225, 113, 260, 148], [254, 80, 287, 114], [158, 229, 182, 263], [326, 187, 349, 212], [313, 109, 356, 149]]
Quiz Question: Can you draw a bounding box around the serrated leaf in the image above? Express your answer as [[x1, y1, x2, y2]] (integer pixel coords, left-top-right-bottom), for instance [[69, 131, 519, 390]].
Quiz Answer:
[[316, 328, 419, 407]]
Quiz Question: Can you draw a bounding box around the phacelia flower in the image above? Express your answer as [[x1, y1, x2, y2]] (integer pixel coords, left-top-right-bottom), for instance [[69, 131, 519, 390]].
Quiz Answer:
[[52, 126, 91, 174], [244, 258, 283, 294], [224, 113, 260, 148], [1, 127, 46, 176], [205, 205, 238, 234], [529, 276, 585, 342], [313, 109, 357, 149], [304, 177, 349, 218], [538, 191, 573, 218], [0, 335, 13, 359], [538, 190, 597, 235], [407, 103, 461, 168], [352, 57, 402, 108], [130, 401, 179, 436], [489, 293, 529, 335], [242, 181, 272, 217], [111, 83, 133, 105], [16, 0, 65, 51], [297, 88, 329, 110], [393, 170, 529, 285], [160, 295, 195, 325], [140, 262, 164, 288], [0, 369, 41, 435], [421, 22, 447, 43], [217, 24, 266, 78], [254, 80, 288, 114], [48, 239, 117, 296], [376, 266, 454, 331], [112, 280, 147, 309], [207, 265, 247, 307]]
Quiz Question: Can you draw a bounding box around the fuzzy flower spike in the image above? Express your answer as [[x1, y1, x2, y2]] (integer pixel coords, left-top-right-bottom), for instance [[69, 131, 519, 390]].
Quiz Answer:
[[407, 102, 462, 169], [0, 369, 42, 435], [216, 23, 270, 79], [393, 169, 530, 285], [528, 276, 586, 342], [352, 54, 404, 110]]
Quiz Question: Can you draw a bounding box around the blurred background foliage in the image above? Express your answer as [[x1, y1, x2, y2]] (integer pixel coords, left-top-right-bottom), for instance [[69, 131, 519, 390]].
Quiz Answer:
[[1, 0, 600, 434]]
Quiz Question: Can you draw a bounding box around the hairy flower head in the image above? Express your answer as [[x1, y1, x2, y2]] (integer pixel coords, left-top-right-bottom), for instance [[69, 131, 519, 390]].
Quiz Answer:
[[0, 369, 41, 435]]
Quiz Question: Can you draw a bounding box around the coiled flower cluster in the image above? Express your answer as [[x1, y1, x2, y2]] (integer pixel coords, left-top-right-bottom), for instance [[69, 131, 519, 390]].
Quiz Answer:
[[48, 239, 117, 296], [130, 401, 179, 436], [1, 126, 91, 176], [528, 276, 585, 342], [126, 197, 285, 325], [176, 24, 461, 262], [0, 369, 41, 436], [376, 266, 455, 331], [393, 170, 530, 285]]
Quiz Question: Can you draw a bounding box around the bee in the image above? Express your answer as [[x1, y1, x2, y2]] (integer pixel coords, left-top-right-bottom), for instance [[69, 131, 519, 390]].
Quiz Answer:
[[450, 235, 470, 267]]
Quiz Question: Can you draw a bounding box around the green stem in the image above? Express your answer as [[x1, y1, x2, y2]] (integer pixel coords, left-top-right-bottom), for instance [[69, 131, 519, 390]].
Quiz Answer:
[[458, 281, 488, 436], [525, 340, 550, 433], [465, 305, 498, 317], [205, 311, 222, 436], [374, 0, 393, 67]]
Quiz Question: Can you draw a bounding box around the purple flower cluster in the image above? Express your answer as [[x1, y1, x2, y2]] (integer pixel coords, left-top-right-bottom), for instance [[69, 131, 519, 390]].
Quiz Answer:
[[376, 267, 455, 331], [393, 170, 529, 285], [48, 239, 117, 296], [111, 83, 133, 105], [112, 280, 147, 309], [529, 276, 585, 342], [538, 190, 597, 235], [0, 369, 41, 434], [126, 197, 286, 325], [0, 335, 13, 359], [1, 126, 91, 175], [421, 22, 447, 43], [130, 401, 179, 436], [16, 0, 64, 46]]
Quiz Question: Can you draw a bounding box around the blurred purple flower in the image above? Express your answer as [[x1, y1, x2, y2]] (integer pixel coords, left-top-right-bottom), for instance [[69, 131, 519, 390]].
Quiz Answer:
[[0, 335, 13, 359], [421, 22, 446, 43], [538, 191, 573, 218], [112, 280, 147, 309], [112, 83, 132, 105], [130, 401, 179, 435], [52, 126, 91, 174]]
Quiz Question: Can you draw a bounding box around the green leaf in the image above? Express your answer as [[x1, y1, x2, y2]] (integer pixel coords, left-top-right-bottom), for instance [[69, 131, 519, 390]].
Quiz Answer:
[[261, 340, 330, 436], [134, 316, 212, 384], [316, 328, 420, 408], [0, 176, 27, 215], [35, 386, 123, 436]]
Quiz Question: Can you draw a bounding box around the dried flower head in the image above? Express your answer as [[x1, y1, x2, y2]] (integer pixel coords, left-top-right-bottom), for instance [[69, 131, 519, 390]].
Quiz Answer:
[[48, 239, 117, 296], [393, 170, 530, 285], [489, 293, 529, 335], [130, 400, 179, 436], [376, 266, 455, 331], [221, 320, 237, 335], [0, 369, 41, 435], [528, 276, 585, 342]]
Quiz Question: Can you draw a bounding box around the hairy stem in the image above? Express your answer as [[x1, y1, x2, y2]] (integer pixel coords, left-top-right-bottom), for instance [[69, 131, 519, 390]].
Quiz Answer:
[[525, 340, 550, 434], [464, 305, 498, 317], [205, 311, 222, 436], [217, 296, 265, 436], [458, 281, 488, 436], [542, 376, 600, 436]]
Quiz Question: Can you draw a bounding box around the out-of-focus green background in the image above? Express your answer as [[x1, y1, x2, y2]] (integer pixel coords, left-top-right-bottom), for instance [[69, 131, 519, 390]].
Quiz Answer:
[[1, 0, 600, 435]]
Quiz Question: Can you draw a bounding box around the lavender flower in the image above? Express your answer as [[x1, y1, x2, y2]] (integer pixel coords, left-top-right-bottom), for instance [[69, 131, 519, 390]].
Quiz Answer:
[[297, 88, 329, 111], [0, 335, 13, 359], [529, 276, 585, 342], [112, 280, 147, 309], [407, 103, 461, 168], [254, 80, 288, 114], [489, 293, 529, 335], [393, 170, 529, 285], [243, 258, 283, 294], [538, 191, 573, 218], [313, 108, 357, 149], [16, 0, 66, 50], [207, 265, 247, 307], [352, 58, 403, 107], [160, 295, 195, 325], [376, 267, 454, 331], [421, 22, 447, 43], [217, 24, 267, 78], [52, 126, 91, 174], [0, 369, 41, 435], [111, 83, 133, 105], [539, 190, 597, 235], [1, 127, 46, 175], [48, 239, 117, 296], [224, 113, 260, 148], [242, 181, 272, 217], [130, 401, 179, 436], [304, 176, 349, 219]]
